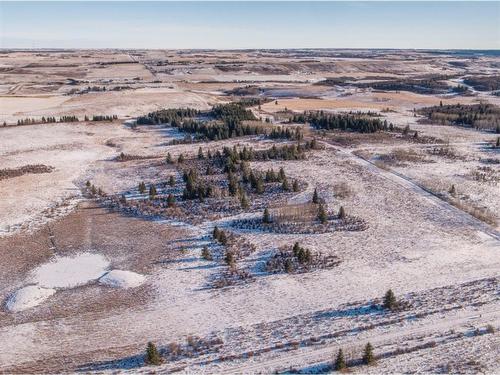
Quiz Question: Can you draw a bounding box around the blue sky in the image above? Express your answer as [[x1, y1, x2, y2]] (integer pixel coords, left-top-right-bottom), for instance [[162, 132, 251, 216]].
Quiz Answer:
[[1, 1, 499, 49]]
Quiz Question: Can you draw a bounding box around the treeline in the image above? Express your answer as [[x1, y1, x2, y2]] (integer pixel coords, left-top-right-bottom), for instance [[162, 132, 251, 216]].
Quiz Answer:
[[14, 115, 117, 126], [316, 76, 462, 95], [291, 111, 392, 133], [219, 140, 318, 163], [210, 103, 257, 123], [418, 103, 500, 132], [89, 115, 118, 122], [173, 119, 265, 141], [268, 127, 303, 141], [361, 78, 451, 94], [463, 75, 500, 91], [136, 108, 200, 125]]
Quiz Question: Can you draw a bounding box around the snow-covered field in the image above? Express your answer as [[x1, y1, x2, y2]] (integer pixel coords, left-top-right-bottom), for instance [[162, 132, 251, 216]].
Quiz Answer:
[[0, 49, 499, 373]]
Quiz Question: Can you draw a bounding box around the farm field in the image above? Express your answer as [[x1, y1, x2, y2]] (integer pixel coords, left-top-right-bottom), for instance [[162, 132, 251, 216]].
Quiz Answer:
[[0, 49, 499, 374]]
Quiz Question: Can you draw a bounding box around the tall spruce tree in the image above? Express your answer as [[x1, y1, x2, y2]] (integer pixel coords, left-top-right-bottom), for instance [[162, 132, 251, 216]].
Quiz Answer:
[[338, 206, 346, 220], [145, 341, 162, 365], [334, 348, 346, 371], [362, 342, 375, 365], [312, 188, 319, 204], [318, 204, 328, 224], [263, 208, 271, 223], [383, 289, 397, 311]]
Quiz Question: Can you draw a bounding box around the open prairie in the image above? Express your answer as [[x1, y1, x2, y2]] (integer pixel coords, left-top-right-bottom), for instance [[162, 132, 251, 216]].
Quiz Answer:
[[0, 49, 499, 374]]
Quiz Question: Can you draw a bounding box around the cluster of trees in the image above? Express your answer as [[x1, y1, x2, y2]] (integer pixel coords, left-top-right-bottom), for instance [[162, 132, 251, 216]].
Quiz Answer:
[[264, 241, 340, 273], [137, 103, 307, 143], [291, 111, 392, 133], [89, 115, 117, 122], [316, 75, 456, 95], [136, 108, 200, 125], [168, 146, 303, 207], [418, 103, 500, 132], [182, 169, 213, 201], [58, 115, 79, 123], [18, 116, 58, 125], [291, 242, 312, 265], [463, 75, 500, 91], [359, 78, 451, 94], [173, 118, 265, 141], [212, 226, 228, 245], [334, 343, 375, 371], [268, 127, 303, 141], [201, 142, 315, 174], [15, 114, 117, 126], [85, 180, 105, 197], [236, 97, 268, 107], [210, 103, 257, 122]]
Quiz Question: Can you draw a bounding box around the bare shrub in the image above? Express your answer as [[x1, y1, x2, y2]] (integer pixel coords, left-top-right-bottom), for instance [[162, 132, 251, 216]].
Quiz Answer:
[[333, 182, 353, 199], [447, 197, 498, 226]]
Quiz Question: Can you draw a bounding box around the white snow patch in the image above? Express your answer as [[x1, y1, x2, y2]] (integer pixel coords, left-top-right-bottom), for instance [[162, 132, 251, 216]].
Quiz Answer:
[[99, 270, 146, 288], [5, 285, 56, 312], [30, 253, 110, 289]]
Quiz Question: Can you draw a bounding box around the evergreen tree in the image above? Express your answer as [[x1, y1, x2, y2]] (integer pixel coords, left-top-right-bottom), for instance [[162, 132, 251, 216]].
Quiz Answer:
[[334, 348, 346, 371], [255, 176, 264, 194], [138, 182, 146, 194], [383, 289, 397, 311], [362, 342, 375, 365], [496, 137, 500, 147], [213, 226, 220, 240], [168, 175, 175, 187], [86, 180, 91, 188], [402, 124, 410, 136], [282, 177, 290, 191], [218, 230, 228, 245], [201, 246, 212, 261], [292, 180, 299, 192], [318, 204, 328, 224], [240, 192, 249, 209], [338, 206, 346, 220], [178, 153, 185, 163], [198, 147, 204, 159], [278, 167, 286, 182], [284, 258, 293, 273], [312, 188, 319, 204], [224, 251, 235, 266], [167, 193, 176, 207], [166, 152, 173, 164], [144, 341, 162, 365], [293, 242, 301, 256], [263, 208, 271, 223], [449, 184, 456, 196], [206, 165, 214, 175], [149, 185, 157, 199]]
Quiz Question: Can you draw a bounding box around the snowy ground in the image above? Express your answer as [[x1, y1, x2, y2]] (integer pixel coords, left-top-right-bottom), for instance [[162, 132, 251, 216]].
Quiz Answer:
[[1, 50, 499, 373]]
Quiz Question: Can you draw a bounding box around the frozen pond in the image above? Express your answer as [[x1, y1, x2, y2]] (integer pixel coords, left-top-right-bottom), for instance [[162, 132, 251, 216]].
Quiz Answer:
[[30, 253, 110, 289], [5, 253, 147, 312]]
